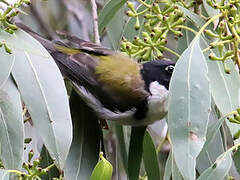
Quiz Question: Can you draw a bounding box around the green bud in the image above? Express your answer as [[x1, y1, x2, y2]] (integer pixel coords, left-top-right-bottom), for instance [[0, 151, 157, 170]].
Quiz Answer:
[[206, 0, 215, 7], [230, 5, 237, 16], [209, 53, 223, 61], [5, 28, 14, 34], [224, 66, 231, 74], [223, 50, 234, 59], [152, 3, 161, 14], [24, 138, 32, 144], [33, 159, 40, 168], [3, 44, 12, 54], [233, 130, 240, 139], [144, 13, 156, 19], [237, 108, 240, 115], [135, 17, 140, 30], [204, 29, 219, 38], [144, 22, 152, 32], [155, 48, 163, 58], [3, 7, 13, 17], [142, 47, 152, 60], [171, 17, 185, 28], [126, 11, 136, 17], [28, 150, 34, 162], [127, 2, 136, 13]]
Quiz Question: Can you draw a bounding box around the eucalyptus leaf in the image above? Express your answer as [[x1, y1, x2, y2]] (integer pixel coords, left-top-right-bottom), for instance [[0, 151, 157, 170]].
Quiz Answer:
[[0, 48, 14, 89], [98, 0, 127, 34], [197, 150, 232, 180], [128, 126, 146, 180], [115, 125, 128, 173], [0, 169, 10, 180], [200, 38, 240, 136], [64, 90, 100, 180], [168, 36, 211, 180], [0, 77, 24, 170], [106, 4, 126, 50], [233, 147, 240, 174], [143, 130, 160, 180], [10, 30, 72, 169]]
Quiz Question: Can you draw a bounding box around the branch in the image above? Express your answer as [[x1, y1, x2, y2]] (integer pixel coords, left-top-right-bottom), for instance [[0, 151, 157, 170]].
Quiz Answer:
[[90, 0, 100, 45]]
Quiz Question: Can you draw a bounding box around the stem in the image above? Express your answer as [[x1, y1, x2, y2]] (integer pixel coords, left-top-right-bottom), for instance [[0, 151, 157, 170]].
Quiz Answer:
[[175, 25, 197, 34], [90, 0, 100, 45], [136, 0, 151, 8], [196, 13, 223, 37], [161, 46, 180, 57]]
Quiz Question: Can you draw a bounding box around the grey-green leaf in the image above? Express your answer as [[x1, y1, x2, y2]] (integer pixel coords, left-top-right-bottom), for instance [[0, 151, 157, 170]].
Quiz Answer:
[[197, 150, 232, 180], [0, 170, 10, 180], [0, 77, 24, 170], [64, 90, 100, 180], [10, 30, 72, 169], [168, 36, 211, 180], [200, 37, 240, 136], [143, 130, 160, 180], [0, 48, 14, 88], [98, 0, 127, 34]]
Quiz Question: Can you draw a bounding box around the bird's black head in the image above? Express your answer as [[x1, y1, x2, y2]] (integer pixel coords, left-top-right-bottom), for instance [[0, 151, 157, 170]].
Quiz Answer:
[[141, 59, 175, 91]]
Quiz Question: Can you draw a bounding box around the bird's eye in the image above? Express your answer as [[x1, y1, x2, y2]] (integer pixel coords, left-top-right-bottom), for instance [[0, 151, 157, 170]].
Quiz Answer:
[[165, 65, 174, 73]]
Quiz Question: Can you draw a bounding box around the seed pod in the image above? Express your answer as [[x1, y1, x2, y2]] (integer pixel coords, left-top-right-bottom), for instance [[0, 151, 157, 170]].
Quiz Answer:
[[90, 152, 113, 180]]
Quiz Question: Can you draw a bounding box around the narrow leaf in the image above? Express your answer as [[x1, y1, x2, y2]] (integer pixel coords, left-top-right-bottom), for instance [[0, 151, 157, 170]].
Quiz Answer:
[[0, 77, 24, 169], [233, 147, 240, 174], [0, 48, 14, 88], [64, 90, 100, 180], [168, 36, 211, 180], [200, 38, 240, 136], [143, 130, 160, 180], [128, 126, 146, 180], [197, 150, 232, 180], [98, 0, 127, 34], [11, 30, 72, 169]]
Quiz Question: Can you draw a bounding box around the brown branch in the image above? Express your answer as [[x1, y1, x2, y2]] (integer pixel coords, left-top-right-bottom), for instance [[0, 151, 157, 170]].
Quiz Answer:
[[90, 0, 100, 45]]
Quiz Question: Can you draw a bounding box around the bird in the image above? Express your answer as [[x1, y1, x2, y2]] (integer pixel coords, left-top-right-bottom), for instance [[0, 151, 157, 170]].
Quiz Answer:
[[16, 22, 175, 126]]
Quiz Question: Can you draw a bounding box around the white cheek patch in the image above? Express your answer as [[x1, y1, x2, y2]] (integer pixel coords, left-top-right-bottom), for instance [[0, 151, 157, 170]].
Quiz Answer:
[[149, 81, 168, 98]]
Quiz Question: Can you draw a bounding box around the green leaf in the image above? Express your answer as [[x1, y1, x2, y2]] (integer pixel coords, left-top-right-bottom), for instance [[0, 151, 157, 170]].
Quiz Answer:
[[106, 4, 126, 50], [115, 125, 128, 173], [168, 36, 211, 180], [64, 90, 100, 180], [91, 153, 113, 180], [200, 38, 240, 136], [98, 0, 127, 34], [143, 130, 160, 180], [0, 170, 10, 180], [0, 48, 14, 88], [177, 5, 205, 27], [128, 126, 146, 180], [197, 105, 225, 173], [0, 29, 50, 57], [0, 77, 24, 170], [10, 30, 72, 169], [197, 150, 232, 180], [233, 147, 240, 174], [163, 151, 183, 180], [163, 152, 173, 180], [39, 146, 60, 180]]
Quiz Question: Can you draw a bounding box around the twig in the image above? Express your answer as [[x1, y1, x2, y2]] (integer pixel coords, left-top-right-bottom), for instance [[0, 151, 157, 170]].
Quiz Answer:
[[90, 0, 100, 45]]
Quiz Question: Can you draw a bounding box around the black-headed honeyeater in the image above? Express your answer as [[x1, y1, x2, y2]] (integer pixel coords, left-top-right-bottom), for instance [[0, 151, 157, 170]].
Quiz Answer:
[[17, 23, 175, 126]]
